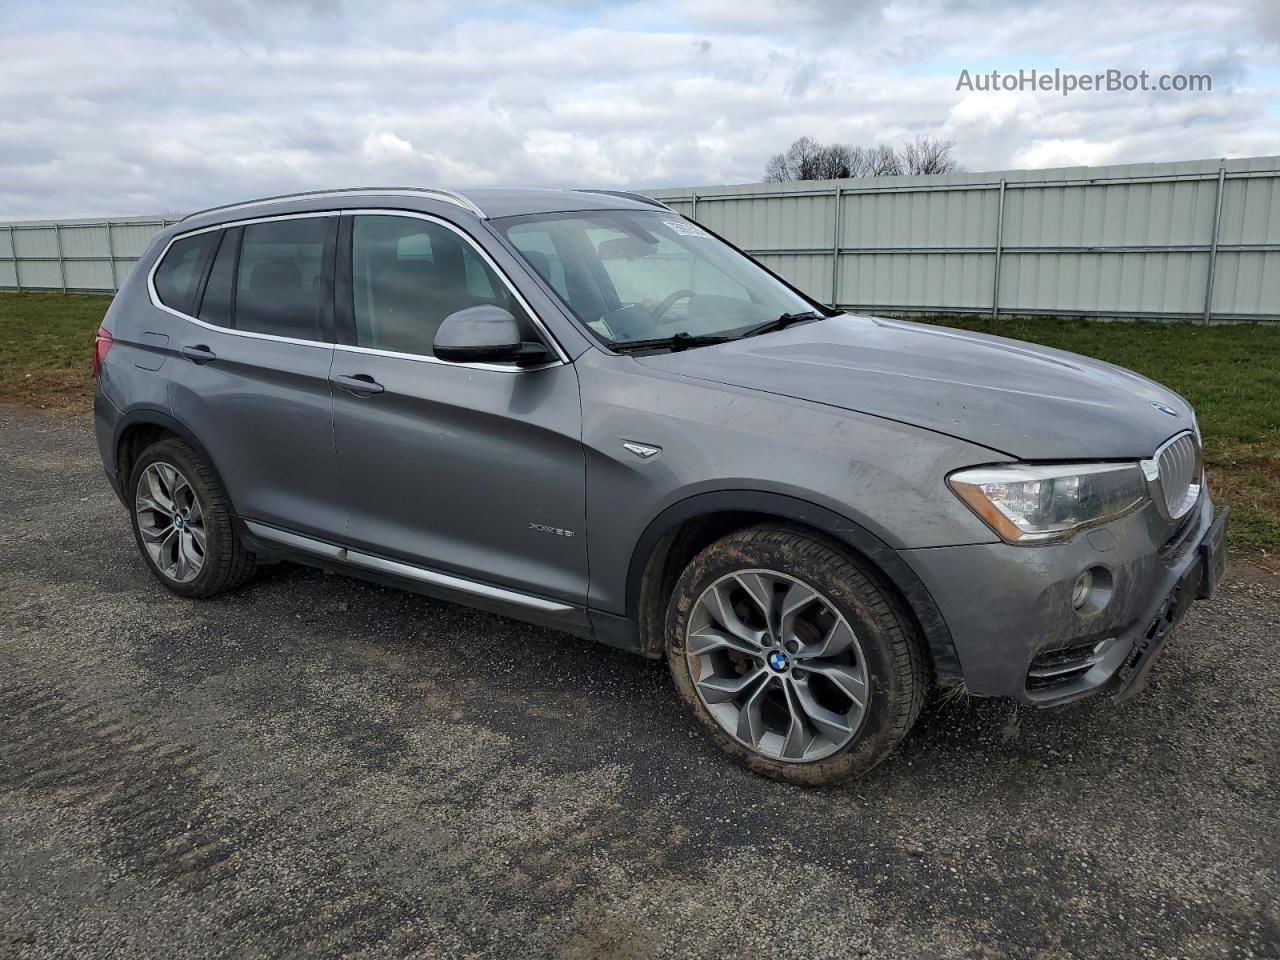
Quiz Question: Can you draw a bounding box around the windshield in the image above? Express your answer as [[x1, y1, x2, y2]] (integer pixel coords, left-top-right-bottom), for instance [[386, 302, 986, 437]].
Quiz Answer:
[[496, 210, 824, 345]]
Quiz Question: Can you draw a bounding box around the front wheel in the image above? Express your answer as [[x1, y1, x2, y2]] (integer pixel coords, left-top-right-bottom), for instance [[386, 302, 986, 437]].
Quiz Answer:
[[666, 525, 927, 785]]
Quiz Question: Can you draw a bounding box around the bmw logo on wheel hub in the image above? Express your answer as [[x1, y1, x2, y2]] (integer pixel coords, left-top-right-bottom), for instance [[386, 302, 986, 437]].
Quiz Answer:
[[767, 650, 790, 673]]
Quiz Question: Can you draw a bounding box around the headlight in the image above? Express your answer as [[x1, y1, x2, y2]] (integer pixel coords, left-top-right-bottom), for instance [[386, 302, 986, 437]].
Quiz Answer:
[[948, 462, 1148, 545]]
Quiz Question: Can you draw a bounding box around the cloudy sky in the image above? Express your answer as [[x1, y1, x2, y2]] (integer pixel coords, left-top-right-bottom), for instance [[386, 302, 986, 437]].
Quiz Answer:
[[2, 0, 1278, 218]]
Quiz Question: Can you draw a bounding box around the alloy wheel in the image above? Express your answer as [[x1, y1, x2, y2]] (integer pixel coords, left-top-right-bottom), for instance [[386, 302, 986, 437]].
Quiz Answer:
[[685, 568, 870, 762], [135, 462, 207, 584]]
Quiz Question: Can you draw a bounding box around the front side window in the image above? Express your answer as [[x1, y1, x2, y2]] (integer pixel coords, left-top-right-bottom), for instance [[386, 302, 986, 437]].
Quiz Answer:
[[498, 211, 819, 345], [235, 217, 330, 339], [351, 215, 521, 358], [153, 232, 218, 315]]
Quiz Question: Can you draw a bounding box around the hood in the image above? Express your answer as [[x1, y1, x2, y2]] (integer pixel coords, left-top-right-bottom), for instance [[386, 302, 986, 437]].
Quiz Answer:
[[635, 314, 1193, 460]]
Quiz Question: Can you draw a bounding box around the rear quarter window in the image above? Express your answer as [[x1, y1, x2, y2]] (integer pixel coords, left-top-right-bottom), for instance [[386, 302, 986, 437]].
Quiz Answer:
[[153, 232, 218, 315]]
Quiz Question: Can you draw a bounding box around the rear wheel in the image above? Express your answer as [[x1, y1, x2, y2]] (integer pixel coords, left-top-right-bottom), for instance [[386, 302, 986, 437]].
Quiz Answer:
[[666, 525, 926, 785], [128, 438, 257, 598]]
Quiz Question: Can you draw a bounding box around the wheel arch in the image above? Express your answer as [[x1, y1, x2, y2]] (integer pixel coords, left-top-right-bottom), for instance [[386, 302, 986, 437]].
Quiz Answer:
[[112, 409, 232, 509], [625, 490, 961, 682]]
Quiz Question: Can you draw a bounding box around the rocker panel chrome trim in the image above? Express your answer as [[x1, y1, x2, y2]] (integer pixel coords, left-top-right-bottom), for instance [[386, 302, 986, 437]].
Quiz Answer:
[[243, 521, 574, 613]]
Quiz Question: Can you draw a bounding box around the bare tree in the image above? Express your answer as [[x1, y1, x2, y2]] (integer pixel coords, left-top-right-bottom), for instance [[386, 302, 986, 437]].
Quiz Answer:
[[766, 138, 863, 181], [815, 144, 865, 180], [763, 152, 792, 183], [899, 136, 960, 175], [763, 135, 960, 181], [865, 144, 903, 177], [764, 136, 827, 181]]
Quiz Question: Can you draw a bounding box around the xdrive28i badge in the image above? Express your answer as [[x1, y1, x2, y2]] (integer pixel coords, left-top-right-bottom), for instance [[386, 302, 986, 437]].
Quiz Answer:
[[1151, 401, 1180, 417], [529, 522, 575, 538]]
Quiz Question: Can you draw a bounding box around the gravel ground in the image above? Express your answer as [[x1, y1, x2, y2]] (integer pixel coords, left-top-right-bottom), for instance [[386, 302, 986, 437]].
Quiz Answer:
[[1, 403, 1277, 960]]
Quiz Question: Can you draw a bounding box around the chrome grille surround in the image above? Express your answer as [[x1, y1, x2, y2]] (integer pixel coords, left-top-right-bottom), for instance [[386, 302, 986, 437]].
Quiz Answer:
[[1140, 431, 1202, 521]]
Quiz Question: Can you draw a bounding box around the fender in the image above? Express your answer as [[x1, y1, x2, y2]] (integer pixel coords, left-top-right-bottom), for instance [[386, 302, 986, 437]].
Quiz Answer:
[[624, 489, 961, 681]]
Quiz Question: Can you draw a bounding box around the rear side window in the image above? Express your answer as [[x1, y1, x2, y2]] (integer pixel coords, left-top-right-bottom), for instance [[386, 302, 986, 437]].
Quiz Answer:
[[153, 232, 218, 315], [235, 217, 330, 339]]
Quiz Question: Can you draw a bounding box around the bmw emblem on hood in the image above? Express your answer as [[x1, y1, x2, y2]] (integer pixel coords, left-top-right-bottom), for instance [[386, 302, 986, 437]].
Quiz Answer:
[[1151, 401, 1180, 417]]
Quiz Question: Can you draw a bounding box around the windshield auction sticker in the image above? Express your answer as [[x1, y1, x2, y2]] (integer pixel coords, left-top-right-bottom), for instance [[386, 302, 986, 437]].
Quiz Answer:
[[663, 220, 712, 239]]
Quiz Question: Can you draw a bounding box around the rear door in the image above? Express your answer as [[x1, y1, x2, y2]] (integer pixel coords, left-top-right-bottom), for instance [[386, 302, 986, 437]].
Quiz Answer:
[[329, 211, 588, 605], [165, 214, 346, 540]]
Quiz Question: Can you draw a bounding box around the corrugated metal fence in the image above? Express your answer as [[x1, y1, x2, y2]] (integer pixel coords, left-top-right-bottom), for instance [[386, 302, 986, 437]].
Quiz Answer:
[[2, 156, 1278, 321], [0, 215, 180, 294], [645, 156, 1280, 322]]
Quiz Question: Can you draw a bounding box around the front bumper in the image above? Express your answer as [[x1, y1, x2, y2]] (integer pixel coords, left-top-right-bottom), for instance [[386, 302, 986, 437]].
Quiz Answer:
[[901, 492, 1227, 705]]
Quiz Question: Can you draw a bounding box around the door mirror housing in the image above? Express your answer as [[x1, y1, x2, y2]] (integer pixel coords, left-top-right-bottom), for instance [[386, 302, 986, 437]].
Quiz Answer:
[[433, 305, 552, 365]]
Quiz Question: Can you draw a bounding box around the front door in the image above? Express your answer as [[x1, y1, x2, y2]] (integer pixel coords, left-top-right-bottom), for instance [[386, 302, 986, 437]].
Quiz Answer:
[[329, 212, 588, 606]]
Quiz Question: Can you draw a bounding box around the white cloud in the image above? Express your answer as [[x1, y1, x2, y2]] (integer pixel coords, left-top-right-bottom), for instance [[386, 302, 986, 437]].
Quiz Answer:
[[945, 92, 1035, 135], [361, 131, 416, 163], [0, 0, 1275, 217], [1012, 138, 1121, 169]]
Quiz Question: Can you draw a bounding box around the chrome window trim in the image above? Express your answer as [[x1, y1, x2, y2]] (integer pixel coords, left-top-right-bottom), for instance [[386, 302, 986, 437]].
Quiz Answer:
[[243, 521, 574, 613], [340, 208, 570, 367], [146, 211, 338, 350], [333, 342, 560, 373], [147, 208, 570, 368]]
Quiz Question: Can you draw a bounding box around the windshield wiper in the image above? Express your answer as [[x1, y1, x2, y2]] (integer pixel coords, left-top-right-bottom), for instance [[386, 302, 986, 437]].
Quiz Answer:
[[610, 310, 825, 353], [611, 331, 736, 353], [738, 310, 825, 339]]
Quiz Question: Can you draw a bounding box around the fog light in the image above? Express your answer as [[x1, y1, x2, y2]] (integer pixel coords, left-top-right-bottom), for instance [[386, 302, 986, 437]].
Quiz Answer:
[[1071, 570, 1094, 610]]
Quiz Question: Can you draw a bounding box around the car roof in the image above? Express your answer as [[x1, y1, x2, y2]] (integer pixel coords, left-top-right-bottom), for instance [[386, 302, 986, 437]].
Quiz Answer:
[[178, 186, 674, 228], [461, 188, 674, 218]]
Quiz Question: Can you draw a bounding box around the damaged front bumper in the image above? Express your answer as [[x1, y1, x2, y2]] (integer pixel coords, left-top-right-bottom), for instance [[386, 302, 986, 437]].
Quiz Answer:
[[1108, 503, 1227, 703], [900, 492, 1227, 706]]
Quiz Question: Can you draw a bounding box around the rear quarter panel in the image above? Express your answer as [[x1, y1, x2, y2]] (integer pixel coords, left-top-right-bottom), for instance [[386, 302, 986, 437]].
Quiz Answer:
[[96, 234, 181, 417]]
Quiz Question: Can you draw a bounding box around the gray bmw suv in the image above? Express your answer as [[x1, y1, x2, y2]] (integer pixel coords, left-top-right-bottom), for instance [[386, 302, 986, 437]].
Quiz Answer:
[[93, 186, 1227, 784]]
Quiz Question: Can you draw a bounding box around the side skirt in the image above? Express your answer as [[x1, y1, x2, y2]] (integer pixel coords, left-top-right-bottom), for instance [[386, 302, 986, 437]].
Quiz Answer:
[[238, 519, 606, 642]]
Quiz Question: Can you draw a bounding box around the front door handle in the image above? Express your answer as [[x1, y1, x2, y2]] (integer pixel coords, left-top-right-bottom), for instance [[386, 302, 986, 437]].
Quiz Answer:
[[181, 344, 216, 364], [331, 373, 385, 396]]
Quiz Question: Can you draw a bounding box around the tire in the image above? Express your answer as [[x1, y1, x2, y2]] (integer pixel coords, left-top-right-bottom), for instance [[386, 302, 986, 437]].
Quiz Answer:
[[666, 524, 927, 786], [128, 438, 257, 598]]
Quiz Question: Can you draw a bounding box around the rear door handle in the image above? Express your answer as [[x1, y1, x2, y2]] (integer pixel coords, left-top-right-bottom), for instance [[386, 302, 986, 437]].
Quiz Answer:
[[331, 373, 385, 396], [181, 344, 216, 364]]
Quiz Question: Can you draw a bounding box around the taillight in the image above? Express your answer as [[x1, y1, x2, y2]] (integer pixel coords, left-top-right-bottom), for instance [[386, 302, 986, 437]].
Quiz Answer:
[[92, 326, 113, 380]]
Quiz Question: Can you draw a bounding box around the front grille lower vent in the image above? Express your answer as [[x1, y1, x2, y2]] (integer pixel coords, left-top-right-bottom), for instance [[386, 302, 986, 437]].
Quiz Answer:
[[1026, 637, 1120, 693]]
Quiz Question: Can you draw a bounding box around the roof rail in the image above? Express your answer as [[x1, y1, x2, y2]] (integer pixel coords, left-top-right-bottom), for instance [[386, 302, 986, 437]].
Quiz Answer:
[[572, 189, 676, 213], [180, 186, 486, 222]]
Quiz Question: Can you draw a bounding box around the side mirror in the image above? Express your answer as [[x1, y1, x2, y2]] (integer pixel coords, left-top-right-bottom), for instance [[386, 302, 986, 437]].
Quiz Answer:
[[433, 305, 551, 366]]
